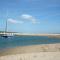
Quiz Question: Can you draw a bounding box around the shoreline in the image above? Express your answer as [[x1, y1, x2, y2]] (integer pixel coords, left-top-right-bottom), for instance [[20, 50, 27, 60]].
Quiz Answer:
[[0, 33, 60, 38], [48, 35, 60, 38], [0, 43, 60, 56]]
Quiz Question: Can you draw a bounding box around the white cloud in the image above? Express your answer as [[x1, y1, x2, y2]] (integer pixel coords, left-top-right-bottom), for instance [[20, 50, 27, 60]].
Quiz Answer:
[[7, 14, 40, 24], [21, 14, 33, 20], [21, 14, 40, 24], [8, 18, 24, 24]]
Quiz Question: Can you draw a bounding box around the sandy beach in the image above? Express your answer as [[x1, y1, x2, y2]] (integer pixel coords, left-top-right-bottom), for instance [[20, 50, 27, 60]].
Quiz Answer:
[[0, 43, 60, 56], [48, 35, 60, 38], [0, 36, 60, 59], [0, 43, 60, 60], [0, 52, 60, 60]]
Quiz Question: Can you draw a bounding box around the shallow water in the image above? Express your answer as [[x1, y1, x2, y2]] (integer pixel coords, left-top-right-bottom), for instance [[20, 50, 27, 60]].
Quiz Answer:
[[0, 36, 60, 49]]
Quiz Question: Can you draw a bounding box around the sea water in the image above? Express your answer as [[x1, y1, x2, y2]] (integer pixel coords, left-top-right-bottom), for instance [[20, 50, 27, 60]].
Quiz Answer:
[[0, 36, 60, 49]]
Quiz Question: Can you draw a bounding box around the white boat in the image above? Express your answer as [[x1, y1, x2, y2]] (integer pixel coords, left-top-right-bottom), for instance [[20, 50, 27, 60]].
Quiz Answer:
[[1, 19, 14, 38]]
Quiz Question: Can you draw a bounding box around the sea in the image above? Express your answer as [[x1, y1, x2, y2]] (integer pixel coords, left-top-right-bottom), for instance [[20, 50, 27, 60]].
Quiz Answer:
[[0, 36, 60, 49]]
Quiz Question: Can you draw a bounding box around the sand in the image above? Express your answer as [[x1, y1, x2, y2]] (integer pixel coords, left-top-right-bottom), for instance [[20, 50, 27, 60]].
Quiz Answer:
[[0, 43, 60, 56], [48, 35, 60, 38], [0, 52, 60, 60], [0, 34, 60, 60], [0, 43, 60, 60]]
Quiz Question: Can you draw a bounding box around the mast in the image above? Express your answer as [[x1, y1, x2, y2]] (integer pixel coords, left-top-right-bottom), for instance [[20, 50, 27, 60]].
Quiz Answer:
[[2, 10, 8, 38], [5, 10, 8, 33], [1, 4, 9, 38], [5, 19, 7, 33]]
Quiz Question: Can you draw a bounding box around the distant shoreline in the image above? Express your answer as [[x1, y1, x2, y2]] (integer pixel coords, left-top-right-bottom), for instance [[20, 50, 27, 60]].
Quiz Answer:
[[48, 34, 60, 38], [0, 32, 60, 36], [0, 33, 60, 38]]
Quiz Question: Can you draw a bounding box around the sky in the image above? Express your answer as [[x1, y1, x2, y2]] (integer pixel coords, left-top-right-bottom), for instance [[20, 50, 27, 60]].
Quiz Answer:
[[0, 0, 60, 34]]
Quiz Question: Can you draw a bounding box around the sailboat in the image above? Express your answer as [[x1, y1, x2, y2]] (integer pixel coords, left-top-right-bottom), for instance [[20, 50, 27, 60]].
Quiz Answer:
[[1, 10, 14, 38], [2, 19, 15, 38], [2, 19, 8, 38]]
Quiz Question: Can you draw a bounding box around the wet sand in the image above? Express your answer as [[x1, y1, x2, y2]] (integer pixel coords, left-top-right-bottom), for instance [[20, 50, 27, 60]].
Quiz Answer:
[[48, 35, 60, 38], [0, 43, 60, 56], [0, 43, 60, 60]]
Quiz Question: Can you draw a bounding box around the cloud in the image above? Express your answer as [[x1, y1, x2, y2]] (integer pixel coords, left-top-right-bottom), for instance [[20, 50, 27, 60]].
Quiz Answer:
[[21, 14, 33, 20], [21, 14, 40, 24], [8, 18, 24, 24], [7, 14, 40, 24]]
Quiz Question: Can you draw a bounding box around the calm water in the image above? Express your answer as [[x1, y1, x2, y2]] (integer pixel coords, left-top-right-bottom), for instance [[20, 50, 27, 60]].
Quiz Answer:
[[0, 36, 60, 49]]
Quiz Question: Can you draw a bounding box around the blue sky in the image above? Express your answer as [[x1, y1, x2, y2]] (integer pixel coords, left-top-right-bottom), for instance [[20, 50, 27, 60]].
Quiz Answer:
[[0, 0, 60, 34]]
